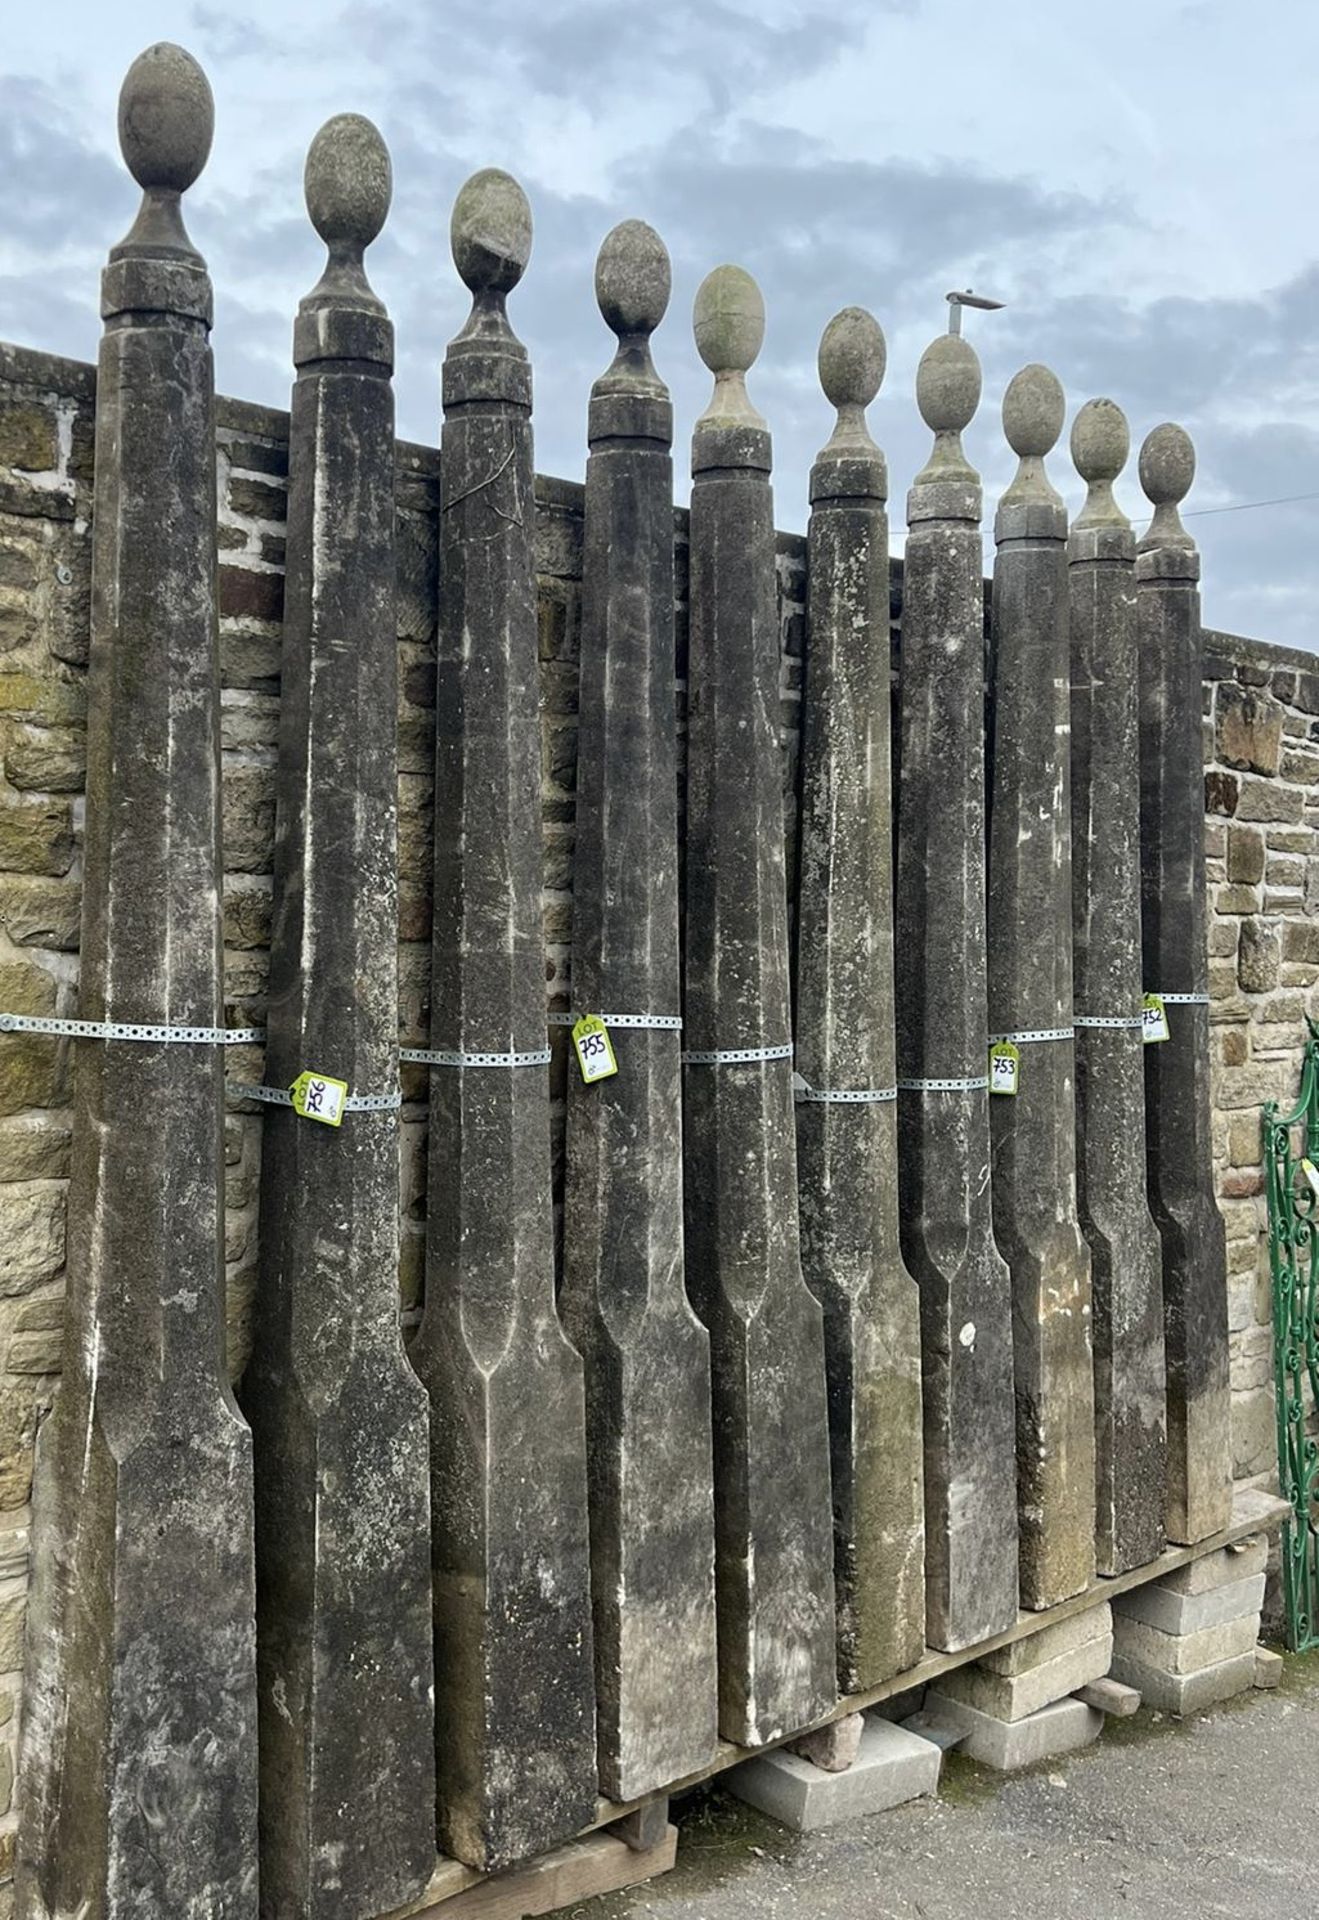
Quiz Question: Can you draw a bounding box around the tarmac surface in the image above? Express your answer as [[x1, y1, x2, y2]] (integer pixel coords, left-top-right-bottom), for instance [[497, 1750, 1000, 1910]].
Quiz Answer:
[[571, 1649, 1319, 1920]]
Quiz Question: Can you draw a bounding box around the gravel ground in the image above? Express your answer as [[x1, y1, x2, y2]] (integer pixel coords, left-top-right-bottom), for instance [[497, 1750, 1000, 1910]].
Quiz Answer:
[[567, 1649, 1319, 1920]]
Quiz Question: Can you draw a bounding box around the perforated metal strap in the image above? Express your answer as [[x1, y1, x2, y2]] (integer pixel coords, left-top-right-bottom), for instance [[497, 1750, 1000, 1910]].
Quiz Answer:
[[226, 1081, 402, 1113], [1148, 992, 1210, 1005], [794, 1072, 896, 1105], [897, 1075, 990, 1093], [0, 1013, 264, 1044], [546, 1012, 683, 1030], [1074, 1014, 1144, 1030], [401, 1046, 552, 1069], [682, 1043, 794, 1066], [988, 1026, 1074, 1045]]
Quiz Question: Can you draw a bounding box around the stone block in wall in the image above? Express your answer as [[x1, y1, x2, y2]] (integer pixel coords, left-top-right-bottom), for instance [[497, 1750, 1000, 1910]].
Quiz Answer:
[[1237, 920, 1281, 993], [1234, 775, 1304, 824], [1226, 824, 1265, 884], [0, 962, 59, 1117], [1215, 683, 1284, 775], [2, 725, 86, 793], [1231, 1385, 1276, 1481], [1205, 769, 1239, 815], [220, 764, 276, 875], [1281, 745, 1319, 785], [1215, 884, 1260, 915], [1227, 1113, 1262, 1166], [0, 406, 57, 475], [0, 1120, 69, 1182], [0, 1184, 64, 1295], [1293, 669, 1319, 716], [0, 876, 79, 950], [0, 801, 74, 878], [1283, 919, 1319, 964]]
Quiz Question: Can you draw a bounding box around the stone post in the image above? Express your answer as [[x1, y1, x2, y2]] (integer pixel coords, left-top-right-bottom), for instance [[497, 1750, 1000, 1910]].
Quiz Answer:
[[987, 364, 1096, 1610], [15, 45, 258, 1919], [560, 221, 718, 1802], [1137, 423, 1232, 1544], [683, 265, 837, 1745], [894, 333, 1018, 1654], [240, 118, 435, 1918], [1068, 399, 1167, 1576], [410, 169, 597, 1870], [795, 307, 924, 1691]]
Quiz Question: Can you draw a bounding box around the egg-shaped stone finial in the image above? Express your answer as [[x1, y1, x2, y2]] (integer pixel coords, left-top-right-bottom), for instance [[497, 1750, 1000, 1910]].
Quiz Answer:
[[1138, 421, 1196, 551], [305, 114, 392, 255], [816, 306, 885, 461], [1000, 363, 1065, 510], [912, 333, 981, 485], [118, 43, 213, 193], [693, 264, 766, 429], [451, 168, 533, 299], [596, 219, 670, 340], [1070, 397, 1130, 531]]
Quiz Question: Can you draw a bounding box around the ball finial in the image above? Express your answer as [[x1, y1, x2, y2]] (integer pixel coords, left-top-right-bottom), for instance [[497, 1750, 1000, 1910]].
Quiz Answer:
[[1139, 422, 1195, 507], [818, 307, 885, 412], [305, 115, 391, 253], [915, 334, 980, 437], [595, 220, 670, 338], [118, 43, 214, 194], [451, 169, 533, 298], [1002, 363, 1065, 460], [693, 265, 765, 377], [1071, 397, 1129, 488]]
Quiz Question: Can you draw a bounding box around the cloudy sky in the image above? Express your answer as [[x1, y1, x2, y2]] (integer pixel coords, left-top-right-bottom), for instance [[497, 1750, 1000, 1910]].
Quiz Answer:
[[3, 1, 1318, 646]]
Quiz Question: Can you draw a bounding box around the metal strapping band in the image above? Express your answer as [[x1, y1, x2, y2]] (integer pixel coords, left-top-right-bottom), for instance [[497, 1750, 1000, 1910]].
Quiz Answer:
[[897, 1075, 990, 1093], [1074, 1014, 1144, 1030], [682, 1043, 794, 1066], [546, 1013, 683, 1030], [225, 1082, 403, 1113], [794, 1073, 896, 1105], [1, 1013, 265, 1044], [401, 1046, 552, 1069], [1149, 992, 1209, 1005], [988, 1027, 1074, 1045]]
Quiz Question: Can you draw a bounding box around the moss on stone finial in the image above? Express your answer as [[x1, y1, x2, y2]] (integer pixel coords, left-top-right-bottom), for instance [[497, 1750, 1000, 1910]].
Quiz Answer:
[[596, 220, 670, 339], [451, 168, 533, 298], [305, 114, 392, 254], [913, 334, 980, 485], [118, 43, 214, 193], [693, 264, 766, 428], [1138, 422, 1197, 551], [1071, 397, 1130, 531]]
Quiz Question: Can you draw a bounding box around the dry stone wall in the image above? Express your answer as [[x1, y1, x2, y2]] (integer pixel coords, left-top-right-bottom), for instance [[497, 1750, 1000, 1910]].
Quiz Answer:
[[0, 335, 1298, 1880]]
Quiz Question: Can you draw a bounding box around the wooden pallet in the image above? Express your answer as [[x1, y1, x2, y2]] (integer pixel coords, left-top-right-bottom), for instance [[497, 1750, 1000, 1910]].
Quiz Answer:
[[401, 1822, 677, 1920]]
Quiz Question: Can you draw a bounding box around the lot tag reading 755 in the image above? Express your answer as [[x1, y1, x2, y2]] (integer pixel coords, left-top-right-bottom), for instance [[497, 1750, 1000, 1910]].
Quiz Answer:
[[572, 1014, 618, 1085]]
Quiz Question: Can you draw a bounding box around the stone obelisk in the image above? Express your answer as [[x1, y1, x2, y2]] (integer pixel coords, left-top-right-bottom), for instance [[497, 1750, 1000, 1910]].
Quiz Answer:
[[1137, 423, 1232, 1544], [987, 364, 1096, 1610], [560, 220, 718, 1802], [795, 307, 925, 1691], [1068, 398, 1167, 1576], [683, 265, 837, 1745], [16, 44, 258, 1919], [241, 117, 435, 1919], [894, 333, 1018, 1653], [411, 169, 597, 1870]]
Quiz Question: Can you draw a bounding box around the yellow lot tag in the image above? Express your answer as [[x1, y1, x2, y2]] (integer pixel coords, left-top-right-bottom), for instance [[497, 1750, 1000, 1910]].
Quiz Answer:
[[290, 1069, 349, 1127], [1142, 995, 1170, 1044], [572, 1014, 617, 1085], [988, 1041, 1019, 1097], [1301, 1158, 1319, 1200]]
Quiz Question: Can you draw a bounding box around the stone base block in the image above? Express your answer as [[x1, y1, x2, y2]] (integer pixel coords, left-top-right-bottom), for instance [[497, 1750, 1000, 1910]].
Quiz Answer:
[[791, 1711, 863, 1773], [1156, 1534, 1265, 1597], [1111, 1609, 1257, 1676], [1254, 1646, 1283, 1690], [1109, 1648, 1256, 1715], [930, 1631, 1112, 1722], [979, 1603, 1111, 1677], [1115, 1571, 1264, 1637], [724, 1717, 940, 1831], [920, 1692, 1102, 1770]]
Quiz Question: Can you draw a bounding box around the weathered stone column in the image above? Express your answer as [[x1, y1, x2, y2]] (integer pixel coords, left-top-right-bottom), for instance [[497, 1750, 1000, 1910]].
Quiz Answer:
[[16, 45, 258, 1919], [895, 333, 1018, 1653], [795, 307, 924, 1691], [683, 265, 836, 1745], [411, 169, 597, 1870], [240, 118, 435, 1919], [1137, 423, 1232, 1544], [560, 221, 718, 1802], [987, 364, 1096, 1610], [1068, 399, 1167, 1576]]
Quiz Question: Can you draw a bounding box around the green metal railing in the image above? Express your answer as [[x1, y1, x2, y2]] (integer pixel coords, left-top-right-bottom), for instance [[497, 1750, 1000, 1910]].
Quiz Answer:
[[1263, 1016, 1319, 1651]]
